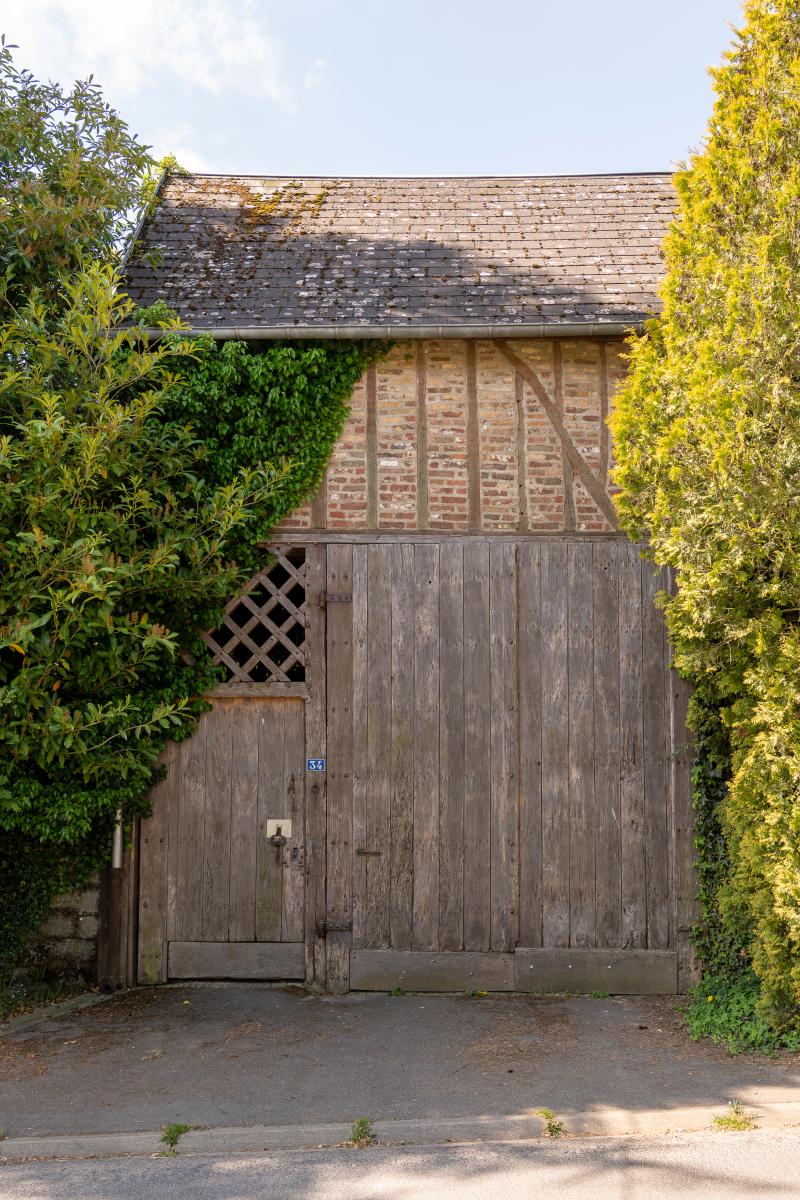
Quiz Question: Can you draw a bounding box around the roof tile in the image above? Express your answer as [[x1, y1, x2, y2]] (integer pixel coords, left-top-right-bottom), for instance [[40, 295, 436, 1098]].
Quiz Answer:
[[126, 173, 675, 332]]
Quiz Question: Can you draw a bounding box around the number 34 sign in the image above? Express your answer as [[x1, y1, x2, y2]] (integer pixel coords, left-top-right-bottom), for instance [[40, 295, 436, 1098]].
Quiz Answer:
[[306, 758, 326, 772]]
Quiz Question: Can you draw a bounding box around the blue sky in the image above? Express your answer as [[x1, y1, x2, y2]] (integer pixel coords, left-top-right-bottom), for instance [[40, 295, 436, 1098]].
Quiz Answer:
[[4, 0, 743, 175]]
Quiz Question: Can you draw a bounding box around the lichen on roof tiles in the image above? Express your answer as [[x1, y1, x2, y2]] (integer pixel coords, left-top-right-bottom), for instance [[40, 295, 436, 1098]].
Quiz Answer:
[[125, 173, 675, 331]]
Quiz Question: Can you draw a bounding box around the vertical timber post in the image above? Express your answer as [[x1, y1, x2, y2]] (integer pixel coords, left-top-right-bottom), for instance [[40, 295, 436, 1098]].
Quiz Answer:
[[304, 544, 328, 987], [324, 544, 353, 992]]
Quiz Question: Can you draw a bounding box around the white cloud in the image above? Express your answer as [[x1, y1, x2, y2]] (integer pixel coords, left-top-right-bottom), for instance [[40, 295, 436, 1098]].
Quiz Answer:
[[303, 56, 327, 92], [2, 0, 293, 105], [151, 124, 215, 173]]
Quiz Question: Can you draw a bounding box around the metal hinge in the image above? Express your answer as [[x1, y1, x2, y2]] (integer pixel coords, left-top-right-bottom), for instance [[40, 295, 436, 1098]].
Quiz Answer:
[[356, 848, 382, 857], [315, 920, 352, 936], [318, 591, 353, 608]]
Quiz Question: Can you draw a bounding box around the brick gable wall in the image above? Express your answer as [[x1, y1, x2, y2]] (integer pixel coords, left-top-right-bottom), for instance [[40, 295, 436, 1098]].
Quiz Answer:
[[278, 337, 625, 535]]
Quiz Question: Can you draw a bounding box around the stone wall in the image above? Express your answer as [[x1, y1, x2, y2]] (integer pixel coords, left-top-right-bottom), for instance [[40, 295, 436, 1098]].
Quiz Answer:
[[36, 883, 100, 978]]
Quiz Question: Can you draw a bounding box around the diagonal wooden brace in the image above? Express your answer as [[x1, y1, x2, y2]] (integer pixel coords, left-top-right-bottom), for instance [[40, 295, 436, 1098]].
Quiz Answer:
[[493, 340, 618, 529]]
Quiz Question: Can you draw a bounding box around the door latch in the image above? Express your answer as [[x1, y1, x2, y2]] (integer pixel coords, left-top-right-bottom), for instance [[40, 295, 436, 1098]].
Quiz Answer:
[[267, 819, 291, 846], [318, 591, 352, 608]]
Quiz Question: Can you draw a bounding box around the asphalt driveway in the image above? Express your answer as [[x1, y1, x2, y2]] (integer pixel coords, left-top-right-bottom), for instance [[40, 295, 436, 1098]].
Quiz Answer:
[[2, 985, 798, 1140]]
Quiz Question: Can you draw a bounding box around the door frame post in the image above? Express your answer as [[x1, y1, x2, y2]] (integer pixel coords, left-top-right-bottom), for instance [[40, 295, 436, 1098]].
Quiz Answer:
[[304, 543, 329, 987]]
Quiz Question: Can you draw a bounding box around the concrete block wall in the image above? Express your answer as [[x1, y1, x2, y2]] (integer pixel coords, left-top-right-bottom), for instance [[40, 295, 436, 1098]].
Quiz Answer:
[[279, 337, 625, 535], [36, 884, 100, 977]]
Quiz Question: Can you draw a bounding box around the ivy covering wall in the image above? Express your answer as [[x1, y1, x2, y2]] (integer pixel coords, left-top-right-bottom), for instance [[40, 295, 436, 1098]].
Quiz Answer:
[[0, 276, 383, 981]]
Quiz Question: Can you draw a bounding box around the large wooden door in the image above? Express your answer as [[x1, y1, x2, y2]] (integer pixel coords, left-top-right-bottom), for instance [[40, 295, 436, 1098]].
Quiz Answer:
[[320, 537, 693, 995]]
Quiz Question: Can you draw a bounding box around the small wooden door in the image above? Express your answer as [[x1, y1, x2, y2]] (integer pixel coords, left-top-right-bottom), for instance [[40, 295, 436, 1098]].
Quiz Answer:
[[137, 547, 310, 983]]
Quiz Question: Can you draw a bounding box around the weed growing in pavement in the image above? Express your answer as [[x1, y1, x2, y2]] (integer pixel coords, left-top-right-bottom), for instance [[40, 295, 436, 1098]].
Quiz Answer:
[[536, 1108, 565, 1138], [350, 1118, 376, 1148], [713, 1101, 757, 1132], [160, 1122, 191, 1153]]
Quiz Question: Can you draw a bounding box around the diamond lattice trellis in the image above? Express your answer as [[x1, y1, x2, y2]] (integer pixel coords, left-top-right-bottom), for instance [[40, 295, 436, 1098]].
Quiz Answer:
[[204, 547, 306, 684]]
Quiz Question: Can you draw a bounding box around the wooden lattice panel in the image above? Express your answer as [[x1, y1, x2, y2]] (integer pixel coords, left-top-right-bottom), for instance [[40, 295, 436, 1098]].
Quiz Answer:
[[204, 547, 306, 684]]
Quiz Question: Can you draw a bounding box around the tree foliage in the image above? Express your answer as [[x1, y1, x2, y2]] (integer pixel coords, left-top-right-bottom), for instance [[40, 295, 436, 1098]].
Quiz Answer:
[[610, 0, 800, 1031], [0, 44, 383, 980], [0, 37, 157, 312]]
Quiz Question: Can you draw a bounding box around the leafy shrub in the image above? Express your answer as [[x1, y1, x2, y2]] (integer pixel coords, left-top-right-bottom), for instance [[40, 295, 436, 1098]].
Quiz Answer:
[[0, 270, 380, 981], [610, 0, 800, 1031], [687, 973, 800, 1056]]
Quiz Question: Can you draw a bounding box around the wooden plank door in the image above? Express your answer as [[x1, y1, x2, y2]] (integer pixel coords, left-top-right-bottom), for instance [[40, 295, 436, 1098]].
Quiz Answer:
[[321, 537, 683, 996], [137, 546, 312, 983], [138, 696, 306, 982]]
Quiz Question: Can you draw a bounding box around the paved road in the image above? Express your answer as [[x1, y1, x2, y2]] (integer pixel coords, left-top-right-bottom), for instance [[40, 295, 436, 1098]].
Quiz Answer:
[[3, 1131, 800, 1200]]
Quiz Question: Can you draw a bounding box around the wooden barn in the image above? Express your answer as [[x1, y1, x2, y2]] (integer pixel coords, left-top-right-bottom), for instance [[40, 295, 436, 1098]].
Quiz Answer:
[[104, 172, 696, 997]]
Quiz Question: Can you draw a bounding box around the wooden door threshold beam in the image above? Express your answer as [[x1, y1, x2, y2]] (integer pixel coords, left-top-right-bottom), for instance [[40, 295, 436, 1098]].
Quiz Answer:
[[266, 530, 631, 545]]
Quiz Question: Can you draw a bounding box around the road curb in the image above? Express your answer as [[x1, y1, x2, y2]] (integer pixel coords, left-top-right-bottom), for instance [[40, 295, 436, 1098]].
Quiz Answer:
[[2, 1102, 800, 1162]]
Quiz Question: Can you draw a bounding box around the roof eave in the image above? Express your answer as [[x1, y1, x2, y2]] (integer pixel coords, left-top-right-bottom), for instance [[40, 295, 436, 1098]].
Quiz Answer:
[[140, 320, 646, 341]]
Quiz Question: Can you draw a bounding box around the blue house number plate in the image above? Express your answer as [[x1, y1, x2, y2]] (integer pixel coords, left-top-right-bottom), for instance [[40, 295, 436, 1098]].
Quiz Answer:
[[306, 758, 326, 772]]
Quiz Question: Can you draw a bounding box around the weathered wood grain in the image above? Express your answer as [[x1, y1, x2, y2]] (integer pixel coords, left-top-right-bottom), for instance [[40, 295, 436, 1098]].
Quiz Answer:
[[413, 543, 440, 951], [367, 545, 393, 948], [175, 714, 207, 941], [256, 701, 285, 942], [202, 701, 233, 942], [228, 700, 259, 942], [490, 541, 519, 952], [514, 373, 529, 531], [325, 544, 354, 954], [462, 541, 491, 951], [592, 542, 622, 948], [325, 930, 351, 994], [205, 681, 307, 699], [281, 700, 306, 943], [568, 542, 595, 947], [553, 341, 576, 531], [140, 530, 686, 997], [619, 543, 647, 948], [391, 543, 415, 949], [137, 742, 175, 984], [351, 949, 515, 992], [282, 531, 628, 545], [515, 947, 677, 994], [643, 563, 670, 949], [304, 544, 328, 985], [439, 541, 465, 951], [169, 940, 304, 980], [350, 545, 369, 949], [541, 542, 570, 946], [366, 365, 378, 529], [518, 540, 543, 947], [466, 342, 481, 528]]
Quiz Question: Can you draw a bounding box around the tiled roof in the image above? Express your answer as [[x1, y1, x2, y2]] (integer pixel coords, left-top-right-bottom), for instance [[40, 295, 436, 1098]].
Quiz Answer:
[[125, 173, 675, 335]]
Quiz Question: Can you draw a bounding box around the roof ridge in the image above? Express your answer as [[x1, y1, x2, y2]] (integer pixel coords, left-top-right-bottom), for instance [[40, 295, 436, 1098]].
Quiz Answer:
[[169, 171, 674, 182]]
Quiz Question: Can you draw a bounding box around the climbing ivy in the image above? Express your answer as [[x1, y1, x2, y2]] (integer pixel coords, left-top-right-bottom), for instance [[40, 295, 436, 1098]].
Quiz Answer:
[[0, 276, 382, 983], [143, 310, 385, 576]]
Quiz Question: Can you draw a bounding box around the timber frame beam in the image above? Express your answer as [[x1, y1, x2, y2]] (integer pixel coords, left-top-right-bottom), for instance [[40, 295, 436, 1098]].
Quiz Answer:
[[493, 340, 618, 529]]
